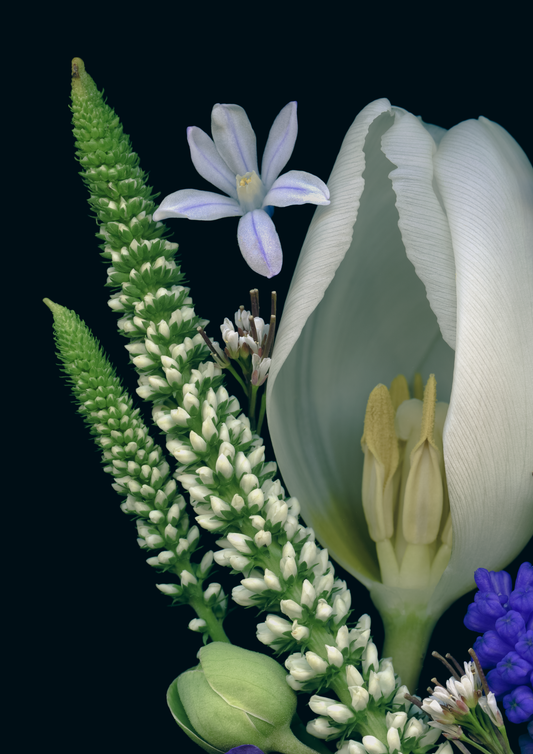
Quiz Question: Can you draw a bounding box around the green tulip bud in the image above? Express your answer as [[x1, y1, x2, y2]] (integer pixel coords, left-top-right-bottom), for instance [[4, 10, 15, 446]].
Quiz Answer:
[[168, 642, 321, 754]]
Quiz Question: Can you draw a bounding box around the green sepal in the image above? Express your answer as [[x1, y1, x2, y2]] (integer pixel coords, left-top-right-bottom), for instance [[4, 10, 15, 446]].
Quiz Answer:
[[166, 676, 224, 754]]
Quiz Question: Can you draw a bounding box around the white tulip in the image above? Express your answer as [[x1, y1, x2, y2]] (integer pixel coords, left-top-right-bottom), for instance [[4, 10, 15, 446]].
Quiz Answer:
[[267, 98, 533, 690]]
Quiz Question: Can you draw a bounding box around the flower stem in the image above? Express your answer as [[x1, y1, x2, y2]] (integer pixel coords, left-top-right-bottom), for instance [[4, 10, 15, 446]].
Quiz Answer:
[[378, 606, 438, 692], [188, 594, 231, 643]]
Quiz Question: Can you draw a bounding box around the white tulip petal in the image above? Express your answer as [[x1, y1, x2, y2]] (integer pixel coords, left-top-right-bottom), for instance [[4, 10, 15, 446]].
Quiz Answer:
[[211, 103, 259, 176], [263, 170, 331, 208], [430, 116, 533, 610], [153, 189, 242, 221], [187, 126, 239, 199], [381, 111, 457, 349], [267, 98, 454, 587], [261, 101, 298, 189]]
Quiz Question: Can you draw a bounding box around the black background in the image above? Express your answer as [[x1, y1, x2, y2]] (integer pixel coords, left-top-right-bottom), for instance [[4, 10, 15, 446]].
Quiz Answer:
[[22, 7, 532, 753]]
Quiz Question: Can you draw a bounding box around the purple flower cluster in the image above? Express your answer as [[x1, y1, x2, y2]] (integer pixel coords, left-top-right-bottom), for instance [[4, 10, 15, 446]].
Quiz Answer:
[[464, 562, 533, 727]]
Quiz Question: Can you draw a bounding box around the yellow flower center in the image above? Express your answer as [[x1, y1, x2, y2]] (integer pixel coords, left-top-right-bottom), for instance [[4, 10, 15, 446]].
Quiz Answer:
[[361, 374, 452, 589]]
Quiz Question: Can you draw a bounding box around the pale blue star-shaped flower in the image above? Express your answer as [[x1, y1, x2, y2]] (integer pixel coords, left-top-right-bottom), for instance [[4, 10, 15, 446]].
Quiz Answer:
[[152, 102, 330, 278]]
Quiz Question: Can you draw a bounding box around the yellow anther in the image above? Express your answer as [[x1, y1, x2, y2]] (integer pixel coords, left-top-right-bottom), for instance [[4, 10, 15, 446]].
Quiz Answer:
[[389, 374, 410, 411], [402, 375, 443, 544], [361, 385, 399, 542], [413, 372, 424, 401]]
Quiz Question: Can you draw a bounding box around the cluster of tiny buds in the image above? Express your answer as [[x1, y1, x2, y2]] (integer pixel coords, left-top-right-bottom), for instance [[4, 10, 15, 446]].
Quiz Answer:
[[199, 288, 276, 386]]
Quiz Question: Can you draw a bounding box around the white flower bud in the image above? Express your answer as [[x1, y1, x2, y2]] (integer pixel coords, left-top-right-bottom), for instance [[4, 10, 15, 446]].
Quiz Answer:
[[328, 704, 353, 724], [368, 670, 382, 700], [149, 509, 165, 524], [241, 577, 267, 593], [164, 523, 178, 541], [199, 550, 214, 574], [267, 501, 288, 525], [156, 583, 180, 595], [336, 625, 350, 651], [306, 718, 337, 740], [189, 431, 207, 452], [362, 641, 379, 674], [183, 392, 200, 412], [392, 684, 410, 711], [240, 473, 259, 494], [195, 514, 223, 531], [285, 655, 315, 682], [218, 440, 235, 459], [265, 614, 293, 637], [188, 618, 207, 632], [227, 532, 253, 554], [285, 674, 304, 691], [291, 620, 310, 642], [386, 711, 407, 731], [231, 494, 245, 511], [170, 407, 190, 426], [282, 542, 296, 559], [349, 685, 369, 711], [235, 451, 252, 477], [350, 627, 371, 650], [357, 614, 371, 632], [197, 466, 214, 485], [333, 595, 349, 622], [263, 569, 282, 591], [179, 570, 197, 587], [299, 541, 317, 567], [210, 496, 231, 516], [283, 515, 298, 540], [256, 623, 277, 645], [254, 530, 272, 547], [146, 534, 164, 548], [216, 453, 234, 479], [305, 651, 328, 674], [315, 572, 334, 597], [247, 446, 265, 467], [203, 582, 222, 602], [158, 550, 176, 564], [325, 644, 344, 668], [146, 556, 160, 567], [280, 599, 303, 620], [190, 485, 211, 502], [362, 736, 388, 754], [231, 585, 256, 606], [156, 413, 176, 431], [247, 488, 264, 509], [377, 664, 396, 697], [280, 556, 297, 580], [346, 664, 364, 687], [301, 579, 316, 608], [249, 515, 265, 529], [309, 695, 336, 716], [338, 742, 366, 754], [201, 417, 218, 442], [315, 599, 334, 621]]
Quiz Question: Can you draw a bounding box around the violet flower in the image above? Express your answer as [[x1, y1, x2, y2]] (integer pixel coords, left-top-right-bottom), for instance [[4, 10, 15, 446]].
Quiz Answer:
[[153, 102, 330, 278]]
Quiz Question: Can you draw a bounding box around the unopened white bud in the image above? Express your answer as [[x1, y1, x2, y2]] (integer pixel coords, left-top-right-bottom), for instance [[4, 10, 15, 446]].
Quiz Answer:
[[265, 614, 293, 637], [158, 550, 176, 564], [368, 670, 382, 700], [386, 711, 407, 731], [232, 585, 256, 606], [282, 542, 296, 559], [240, 474, 259, 494], [249, 515, 265, 529], [197, 466, 214, 485], [263, 569, 282, 591], [291, 621, 310, 642], [149, 509, 165, 524], [306, 718, 337, 740], [377, 664, 396, 697], [280, 599, 303, 620], [201, 417, 218, 442], [280, 555, 297, 580], [315, 599, 334, 621], [156, 583, 180, 595], [362, 641, 379, 674], [179, 570, 197, 587], [203, 582, 222, 602], [305, 651, 328, 674], [241, 577, 267, 593], [309, 695, 336, 716], [336, 625, 350, 651], [235, 452, 252, 477], [328, 704, 353, 724], [170, 407, 191, 426], [229, 554, 250, 570], [164, 523, 178, 541], [301, 579, 316, 609], [349, 685, 369, 711], [195, 514, 223, 531], [189, 431, 207, 452], [199, 550, 214, 573], [247, 488, 264, 509], [315, 572, 334, 597], [325, 644, 344, 668], [210, 496, 231, 516], [363, 736, 388, 754], [254, 530, 272, 547], [227, 532, 253, 554], [231, 494, 245, 512], [216, 454, 234, 479], [346, 665, 364, 687], [267, 501, 288, 526], [188, 618, 207, 632], [392, 685, 411, 711]]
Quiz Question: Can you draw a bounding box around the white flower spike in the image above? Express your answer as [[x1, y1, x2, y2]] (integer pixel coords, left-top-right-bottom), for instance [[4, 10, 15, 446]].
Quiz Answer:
[[153, 102, 330, 278], [267, 98, 533, 690]]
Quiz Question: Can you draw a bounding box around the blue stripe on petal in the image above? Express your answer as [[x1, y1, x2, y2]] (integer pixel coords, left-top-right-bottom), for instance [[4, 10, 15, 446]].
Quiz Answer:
[[237, 209, 282, 278], [263, 170, 331, 207], [153, 189, 242, 221], [187, 126, 238, 199], [211, 104, 259, 177], [261, 101, 298, 190]]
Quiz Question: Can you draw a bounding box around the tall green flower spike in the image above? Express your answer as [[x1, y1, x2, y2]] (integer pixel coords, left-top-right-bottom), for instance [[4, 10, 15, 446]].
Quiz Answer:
[[62, 58, 446, 753], [44, 297, 229, 643]]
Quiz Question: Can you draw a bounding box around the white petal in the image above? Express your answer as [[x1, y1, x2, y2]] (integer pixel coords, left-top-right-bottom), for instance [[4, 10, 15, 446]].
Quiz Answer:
[[261, 101, 298, 190], [381, 110, 457, 348], [430, 116, 533, 612], [263, 170, 330, 208], [267, 98, 454, 586], [211, 103, 259, 176], [187, 126, 238, 199], [237, 209, 282, 278], [153, 189, 242, 221]]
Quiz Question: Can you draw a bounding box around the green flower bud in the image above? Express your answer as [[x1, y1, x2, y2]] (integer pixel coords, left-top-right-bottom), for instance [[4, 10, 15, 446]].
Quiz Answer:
[[168, 643, 320, 754]]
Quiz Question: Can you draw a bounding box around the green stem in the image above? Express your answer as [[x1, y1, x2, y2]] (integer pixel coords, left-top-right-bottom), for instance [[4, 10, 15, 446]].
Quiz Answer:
[[378, 607, 438, 693], [188, 595, 231, 643], [257, 391, 267, 436], [226, 363, 249, 394]]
